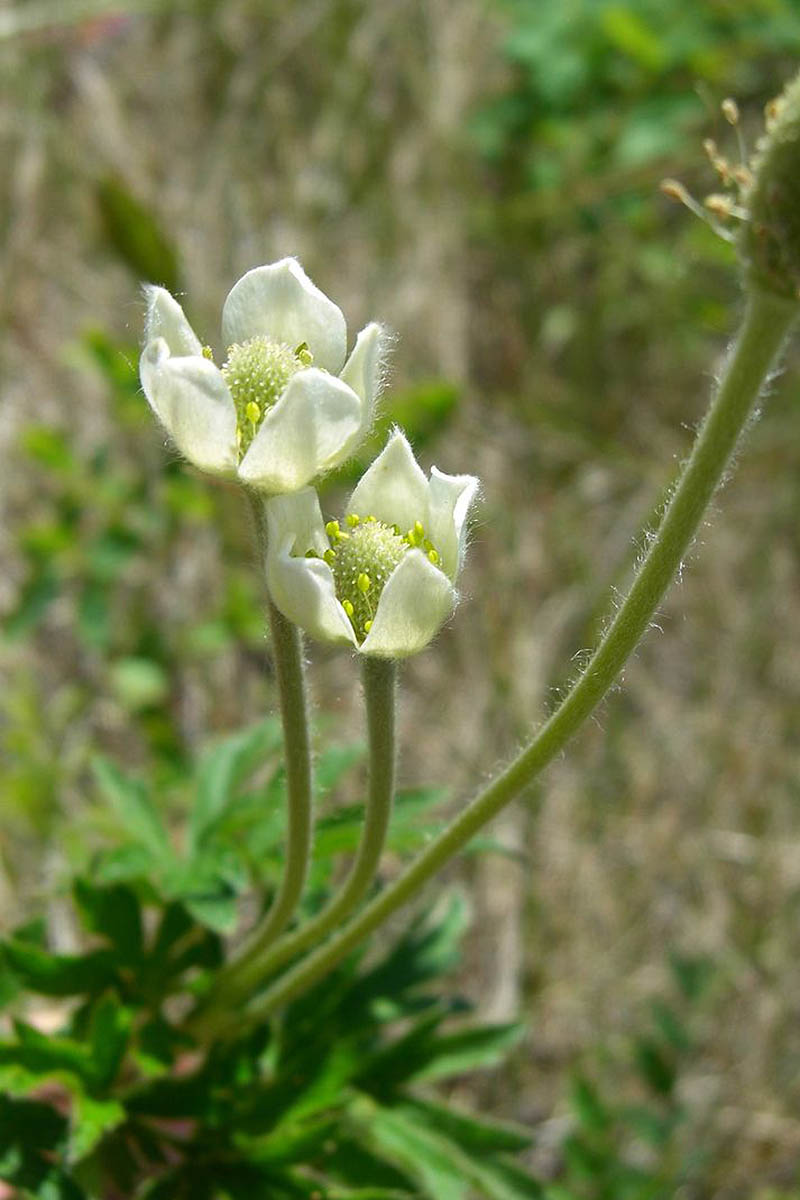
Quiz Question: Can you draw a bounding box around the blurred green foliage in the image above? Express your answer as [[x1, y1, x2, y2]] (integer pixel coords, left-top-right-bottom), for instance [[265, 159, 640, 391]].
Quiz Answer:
[[0, 730, 542, 1199]]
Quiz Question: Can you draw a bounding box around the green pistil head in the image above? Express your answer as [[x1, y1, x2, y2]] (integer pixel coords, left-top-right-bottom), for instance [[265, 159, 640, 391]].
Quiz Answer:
[[222, 336, 310, 456], [326, 515, 444, 642], [329, 519, 408, 642]]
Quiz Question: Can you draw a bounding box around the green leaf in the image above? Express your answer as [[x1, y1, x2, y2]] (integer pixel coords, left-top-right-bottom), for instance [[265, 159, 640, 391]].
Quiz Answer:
[[69, 1092, 125, 1161], [73, 879, 143, 965], [191, 719, 283, 849], [96, 175, 180, 292], [650, 1000, 691, 1053], [356, 1012, 444, 1095], [668, 952, 714, 1002], [570, 1075, 611, 1134], [4, 565, 59, 638], [402, 1096, 531, 1155], [91, 757, 171, 859], [633, 1037, 676, 1097], [356, 894, 470, 1005], [360, 1104, 470, 1200], [1, 939, 117, 997], [88, 993, 131, 1088], [411, 1022, 525, 1082], [109, 657, 170, 712], [183, 891, 239, 934], [4, 1021, 93, 1083]]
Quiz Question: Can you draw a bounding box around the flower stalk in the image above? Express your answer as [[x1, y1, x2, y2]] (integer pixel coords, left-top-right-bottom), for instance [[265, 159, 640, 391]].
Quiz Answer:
[[243, 494, 314, 951], [199, 657, 397, 1021], [218, 287, 797, 1034]]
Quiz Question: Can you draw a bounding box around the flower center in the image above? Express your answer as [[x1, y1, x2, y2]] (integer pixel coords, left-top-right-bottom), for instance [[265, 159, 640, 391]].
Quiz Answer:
[[321, 515, 442, 642], [221, 336, 312, 456]]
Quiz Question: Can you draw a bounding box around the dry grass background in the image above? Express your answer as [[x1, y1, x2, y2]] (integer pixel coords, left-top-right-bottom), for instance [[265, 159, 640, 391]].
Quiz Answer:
[[2, 1, 800, 1194]]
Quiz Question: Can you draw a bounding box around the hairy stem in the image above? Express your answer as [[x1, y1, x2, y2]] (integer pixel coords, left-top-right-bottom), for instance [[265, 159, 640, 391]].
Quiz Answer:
[[229, 289, 795, 1031], [205, 656, 397, 1011], [241, 495, 314, 951]]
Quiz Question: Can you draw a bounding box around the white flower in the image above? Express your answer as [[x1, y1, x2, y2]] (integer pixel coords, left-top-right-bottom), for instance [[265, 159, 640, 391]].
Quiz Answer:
[[265, 430, 479, 659], [139, 258, 385, 493]]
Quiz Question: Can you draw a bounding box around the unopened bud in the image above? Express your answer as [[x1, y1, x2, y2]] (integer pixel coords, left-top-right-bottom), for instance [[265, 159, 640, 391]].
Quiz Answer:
[[740, 71, 800, 300]]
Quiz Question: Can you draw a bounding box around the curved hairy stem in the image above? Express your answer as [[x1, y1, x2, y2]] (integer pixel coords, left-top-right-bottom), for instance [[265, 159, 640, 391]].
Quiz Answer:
[[226, 289, 795, 1032], [201, 657, 397, 1019], [241, 495, 314, 951]]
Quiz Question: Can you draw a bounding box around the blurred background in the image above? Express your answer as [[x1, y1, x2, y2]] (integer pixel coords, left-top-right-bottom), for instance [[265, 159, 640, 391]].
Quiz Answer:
[[2, 0, 800, 1193]]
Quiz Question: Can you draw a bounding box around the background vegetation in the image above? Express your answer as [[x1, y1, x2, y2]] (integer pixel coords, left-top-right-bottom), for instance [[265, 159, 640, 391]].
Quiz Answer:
[[2, 0, 800, 1194]]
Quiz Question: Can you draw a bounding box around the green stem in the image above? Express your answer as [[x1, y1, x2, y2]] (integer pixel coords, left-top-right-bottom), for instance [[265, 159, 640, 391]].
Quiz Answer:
[[243, 495, 314, 951], [231, 289, 795, 1031], [204, 657, 397, 1010]]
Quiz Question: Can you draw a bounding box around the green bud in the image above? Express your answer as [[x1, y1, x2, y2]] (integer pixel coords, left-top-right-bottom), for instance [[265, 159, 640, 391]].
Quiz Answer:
[[741, 72, 800, 300]]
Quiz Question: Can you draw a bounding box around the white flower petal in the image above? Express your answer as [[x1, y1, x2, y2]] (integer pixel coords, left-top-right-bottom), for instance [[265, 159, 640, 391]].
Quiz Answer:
[[139, 339, 238, 474], [221, 259, 346, 373], [144, 286, 203, 357], [360, 550, 456, 659], [340, 322, 386, 439], [426, 468, 480, 580], [266, 542, 356, 650], [264, 488, 329, 559], [238, 368, 362, 493], [347, 430, 428, 530]]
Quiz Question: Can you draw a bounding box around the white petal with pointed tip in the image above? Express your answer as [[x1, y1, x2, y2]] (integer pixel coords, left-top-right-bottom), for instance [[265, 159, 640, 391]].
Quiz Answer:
[[427, 468, 480, 579], [265, 488, 329, 560], [360, 549, 456, 658], [267, 546, 357, 647], [347, 430, 428, 529], [238, 369, 362, 493], [140, 340, 238, 474], [144, 287, 203, 357], [340, 322, 385, 437], [221, 259, 346, 373]]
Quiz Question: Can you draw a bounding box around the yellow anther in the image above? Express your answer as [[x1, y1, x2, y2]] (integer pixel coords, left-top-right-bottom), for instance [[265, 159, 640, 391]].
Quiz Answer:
[[365, 514, 376, 523], [704, 193, 734, 217], [721, 97, 739, 125], [305, 548, 318, 558], [294, 341, 313, 367], [346, 513, 360, 528], [364, 620, 373, 634], [357, 573, 371, 594], [342, 598, 354, 617], [323, 548, 336, 565], [245, 400, 261, 425], [325, 520, 341, 541], [660, 179, 692, 204], [202, 345, 215, 361], [427, 548, 439, 565], [414, 520, 425, 539]]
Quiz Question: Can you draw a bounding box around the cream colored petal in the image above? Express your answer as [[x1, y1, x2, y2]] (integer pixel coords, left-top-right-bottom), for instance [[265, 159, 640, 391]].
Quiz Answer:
[[238, 368, 362, 493], [139, 339, 237, 474], [426, 467, 480, 580], [346, 430, 428, 530], [360, 549, 456, 658], [221, 259, 346, 373], [143, 286, 203, 357], [266, 539, 357, 648], [264, 488, 329, 559], [340, 322, 387, 439]]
